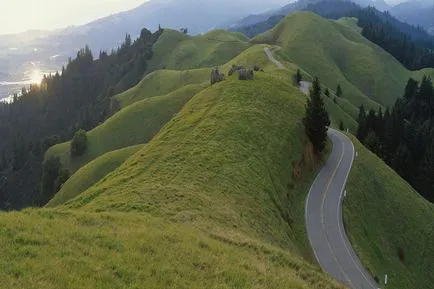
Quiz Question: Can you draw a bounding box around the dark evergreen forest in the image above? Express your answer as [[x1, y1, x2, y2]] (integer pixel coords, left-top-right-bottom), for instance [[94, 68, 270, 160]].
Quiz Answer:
[[0, 28, 162, 210], [357, 76, 434, 203]]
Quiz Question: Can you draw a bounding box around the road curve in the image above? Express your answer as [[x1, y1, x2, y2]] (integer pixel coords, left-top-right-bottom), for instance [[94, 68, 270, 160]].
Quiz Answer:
[[264, 47, 284, 69], [306, 129, 379, 289]]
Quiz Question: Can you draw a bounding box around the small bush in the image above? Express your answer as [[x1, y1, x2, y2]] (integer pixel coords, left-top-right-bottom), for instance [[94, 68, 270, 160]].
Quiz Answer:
[[374, 276, 380, 283], [339, 120, 345, 131], [228, 64, 245, 76], [333, 97, 337, 104], [253, 64, 260, 71], [210, 67, 225, 85], [398, 247, 405, 263], [71, 129, 88, 157], [324, 88, 330, 98], [238, 69, 254, 81]]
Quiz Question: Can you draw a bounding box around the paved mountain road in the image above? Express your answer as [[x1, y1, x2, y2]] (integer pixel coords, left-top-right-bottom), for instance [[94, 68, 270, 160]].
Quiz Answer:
[[264, 47, 284, 69], [305, 129, 379, 289], [264, 47, 378, 288]]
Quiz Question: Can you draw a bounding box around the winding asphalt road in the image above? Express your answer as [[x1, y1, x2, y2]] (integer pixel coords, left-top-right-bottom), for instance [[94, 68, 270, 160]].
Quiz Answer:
[[305, 129, 378, 289], [262, 48, 378, 288]]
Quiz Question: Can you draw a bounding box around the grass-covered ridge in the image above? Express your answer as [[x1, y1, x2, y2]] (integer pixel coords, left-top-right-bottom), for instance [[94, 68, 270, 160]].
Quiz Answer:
[[47, 145, 143, 207], [147, 29, 251, 72], [254, 12, 434, 110], [65, 71, 311, 247], [115, 69, 210, 108], [344, 136, 434, 289], [46, 83, 207, 174]]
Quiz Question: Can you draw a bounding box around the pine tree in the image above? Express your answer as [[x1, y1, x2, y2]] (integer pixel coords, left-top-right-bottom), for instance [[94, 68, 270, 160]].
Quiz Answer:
[[339, 120, 345, 131], [336, 84, 343, 98], [417, 142, 434, 202], [324, 88, 330, 98], [304, 77, 330, 154], [293, 69, 302, 86], [296, 69, 302, 84]]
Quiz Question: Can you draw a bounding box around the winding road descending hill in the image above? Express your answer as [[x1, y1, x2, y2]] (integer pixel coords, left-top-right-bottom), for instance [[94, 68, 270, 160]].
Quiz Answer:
[[263, 46, 378, 288], [306, 129, 378, 289]]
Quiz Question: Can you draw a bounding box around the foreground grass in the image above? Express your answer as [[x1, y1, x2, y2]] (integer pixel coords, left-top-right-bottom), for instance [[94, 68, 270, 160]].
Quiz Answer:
[[0, 209, 344, 289], [344, 136, 434, 289]]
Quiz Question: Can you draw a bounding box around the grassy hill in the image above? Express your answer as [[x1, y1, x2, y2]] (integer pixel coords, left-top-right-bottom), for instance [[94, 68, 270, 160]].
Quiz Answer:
[[46, 83, 207, 174], [115, 69, 210, 108], [344, 136, 434, 289], [47, 145, 143, 207], [147, 29, 251, 72], [254, 12, 434, 111], [0, 62, 347, 289]]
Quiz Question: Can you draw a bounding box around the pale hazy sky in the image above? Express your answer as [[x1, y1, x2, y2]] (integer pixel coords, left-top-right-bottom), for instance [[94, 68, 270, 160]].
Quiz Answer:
[[0, 0, 149, 35], [0, 0, 407, 36]]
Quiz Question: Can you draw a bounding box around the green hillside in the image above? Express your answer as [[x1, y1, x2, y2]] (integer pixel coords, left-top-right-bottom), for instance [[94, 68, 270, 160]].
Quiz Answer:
[[115, 69, 209, 108], [47, 145, 143, 207], [0, 63, 345, 289], [344, 136, 434, 289], [147, 29, 251, 72], [335, 17, 362, 33], [64, 70, 311, 246], [254, 12, 434, 111], [46, 83, 207, 174]]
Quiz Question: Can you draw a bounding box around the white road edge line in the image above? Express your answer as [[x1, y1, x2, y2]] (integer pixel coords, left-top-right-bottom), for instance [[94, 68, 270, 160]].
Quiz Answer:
[[332, 129, 377, 289], [305, 163, 329, 272]]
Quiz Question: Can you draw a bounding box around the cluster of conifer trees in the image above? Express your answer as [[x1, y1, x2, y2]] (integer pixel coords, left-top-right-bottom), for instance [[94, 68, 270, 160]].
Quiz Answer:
[[0, 28, 163, 210], [357, 76, 434, 202]]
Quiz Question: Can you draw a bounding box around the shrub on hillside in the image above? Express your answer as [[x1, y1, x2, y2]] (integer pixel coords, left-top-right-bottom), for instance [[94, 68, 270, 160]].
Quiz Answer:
[[292, 69, 302, 86], [239, 69, 254, 81], [398, 247, 405, 263], [71, 129, 88, 157], [210, 67, 225, 85], [39, 156, 70, 205], [228, 64, 245, 76], [253, 64, 260, 72]]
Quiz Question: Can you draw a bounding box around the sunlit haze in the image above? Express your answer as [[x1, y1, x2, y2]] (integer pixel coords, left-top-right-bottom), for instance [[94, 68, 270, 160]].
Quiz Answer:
[[0, 0, 149, 35], [0, 0, 410, 36]]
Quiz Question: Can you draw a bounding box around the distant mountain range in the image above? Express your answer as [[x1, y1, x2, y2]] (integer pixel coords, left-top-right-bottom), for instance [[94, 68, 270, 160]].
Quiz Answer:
[[230, 0, 434, 35], [0, 0, 287, 88], [390, 0, 434, 33], [230, 0, 391, 29]]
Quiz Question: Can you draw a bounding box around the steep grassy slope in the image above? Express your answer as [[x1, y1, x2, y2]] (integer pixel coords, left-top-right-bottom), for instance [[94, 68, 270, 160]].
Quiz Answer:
[[0, 67, 345, 289], [115, 69, 209, 108], [334, 17, 362, 33], [344, 136, 434, 289], [254, 12, 434, 110], [64, 70, 313, 249], [47, 145, 143, 207], [46, 84, 207, 174], [147, 29, 251, 72]]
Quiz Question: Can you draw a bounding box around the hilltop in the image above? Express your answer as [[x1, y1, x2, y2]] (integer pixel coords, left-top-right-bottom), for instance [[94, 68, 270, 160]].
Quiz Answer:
[[254, 12, 434, 117]]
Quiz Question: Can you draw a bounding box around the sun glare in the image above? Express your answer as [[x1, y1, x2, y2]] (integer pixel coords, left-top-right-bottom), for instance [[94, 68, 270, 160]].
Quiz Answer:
[[30, 70, 44, 84]]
